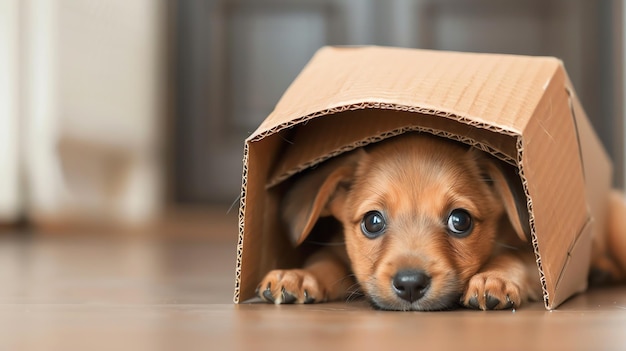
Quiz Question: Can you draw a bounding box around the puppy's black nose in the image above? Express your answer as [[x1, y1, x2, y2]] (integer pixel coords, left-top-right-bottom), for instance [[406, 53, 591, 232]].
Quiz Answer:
[[392, 270, 431, 303]]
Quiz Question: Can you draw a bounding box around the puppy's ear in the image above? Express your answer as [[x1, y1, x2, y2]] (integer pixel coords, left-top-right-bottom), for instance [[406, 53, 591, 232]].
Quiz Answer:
[[478, 156, 530, 242], [281, 150, 364, 246]]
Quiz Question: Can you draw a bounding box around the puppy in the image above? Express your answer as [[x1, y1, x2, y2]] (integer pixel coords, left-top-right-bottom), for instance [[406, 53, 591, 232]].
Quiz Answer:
[[257, 133, 626, 311]]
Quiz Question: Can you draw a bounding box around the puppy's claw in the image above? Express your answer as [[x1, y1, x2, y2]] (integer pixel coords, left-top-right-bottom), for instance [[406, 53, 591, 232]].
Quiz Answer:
[[463, 273, 523, 310], [485, 295, 500, 310], [503, 296, 514, 309], [257, 269, 327, 305], [467, 295, 480, 310], [281, 288, 297, 304], [303, 290, 316, 304], [465, 294, 503, 310], [262, 283, 275, 303]]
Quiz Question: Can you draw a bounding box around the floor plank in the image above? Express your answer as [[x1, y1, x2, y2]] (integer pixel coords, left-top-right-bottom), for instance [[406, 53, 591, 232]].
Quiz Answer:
[[1, 207, 625, 351]]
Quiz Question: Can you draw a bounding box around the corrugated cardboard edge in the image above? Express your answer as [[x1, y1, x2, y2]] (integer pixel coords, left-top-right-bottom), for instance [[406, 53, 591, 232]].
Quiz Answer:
[[249, 102, 519, 145], [234, 142, 249, 304], [516, 135, 554, 308], [265, 104, 520, 189]]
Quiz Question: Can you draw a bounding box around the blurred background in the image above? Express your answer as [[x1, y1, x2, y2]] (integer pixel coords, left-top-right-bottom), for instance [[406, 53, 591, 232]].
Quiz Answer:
[[0, 0, 624, 234]]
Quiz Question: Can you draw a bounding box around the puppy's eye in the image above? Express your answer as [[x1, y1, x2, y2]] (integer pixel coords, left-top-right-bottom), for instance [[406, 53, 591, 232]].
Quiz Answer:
[[361, 211, 386, 239], [447, 209, 473, 237]]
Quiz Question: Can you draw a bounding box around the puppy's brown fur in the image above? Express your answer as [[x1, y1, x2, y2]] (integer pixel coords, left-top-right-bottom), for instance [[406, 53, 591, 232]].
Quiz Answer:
[[257, 133, 626, 311]]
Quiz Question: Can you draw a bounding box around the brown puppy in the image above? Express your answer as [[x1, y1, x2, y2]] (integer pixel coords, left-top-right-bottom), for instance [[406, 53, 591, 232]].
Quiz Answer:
[[590, 190, 626, 285], [257, 133, 625, 311]]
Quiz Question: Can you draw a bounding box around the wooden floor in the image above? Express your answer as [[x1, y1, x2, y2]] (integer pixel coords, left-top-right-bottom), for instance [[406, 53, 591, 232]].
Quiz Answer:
[[1, 207, 626, 351]]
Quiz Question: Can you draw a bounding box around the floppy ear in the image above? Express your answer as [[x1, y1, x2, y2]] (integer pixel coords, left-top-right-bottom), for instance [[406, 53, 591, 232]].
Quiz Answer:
[[281, 150, 364, 246], [479, 158, 530, 242]]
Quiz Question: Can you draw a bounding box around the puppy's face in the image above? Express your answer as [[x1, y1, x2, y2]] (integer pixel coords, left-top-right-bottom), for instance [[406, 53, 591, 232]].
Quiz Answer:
[[337, 136, 506, 311]]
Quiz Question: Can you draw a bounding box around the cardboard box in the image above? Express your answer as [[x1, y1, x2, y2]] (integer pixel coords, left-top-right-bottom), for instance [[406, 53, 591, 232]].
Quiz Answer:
[[233, 46, 613, 310]]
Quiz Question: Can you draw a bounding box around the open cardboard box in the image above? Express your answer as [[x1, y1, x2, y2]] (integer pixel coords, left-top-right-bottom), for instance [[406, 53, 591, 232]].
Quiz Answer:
[[234, 46, 613, 310]]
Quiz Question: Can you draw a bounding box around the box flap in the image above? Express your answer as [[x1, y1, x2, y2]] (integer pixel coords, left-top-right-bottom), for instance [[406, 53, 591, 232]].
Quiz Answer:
[[565, 80, 613, 240], [253, 46, 563, 189], [249, 46, 561, 144]]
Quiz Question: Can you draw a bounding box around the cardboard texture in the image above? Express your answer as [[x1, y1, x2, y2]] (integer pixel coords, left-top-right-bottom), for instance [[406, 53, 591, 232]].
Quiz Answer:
[[234, 46, 613, 310]]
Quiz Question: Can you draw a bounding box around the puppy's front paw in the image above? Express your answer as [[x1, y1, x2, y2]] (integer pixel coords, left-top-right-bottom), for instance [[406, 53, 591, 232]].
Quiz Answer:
[[462, 273, 521, 310], [257, 269, 326, 304]]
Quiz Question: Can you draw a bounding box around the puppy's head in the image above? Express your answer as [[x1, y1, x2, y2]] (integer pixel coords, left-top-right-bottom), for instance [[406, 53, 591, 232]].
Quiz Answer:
[[283, 133, 527, 311]]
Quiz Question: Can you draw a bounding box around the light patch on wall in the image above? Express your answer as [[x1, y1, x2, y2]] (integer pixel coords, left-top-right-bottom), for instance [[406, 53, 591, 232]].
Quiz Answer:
[[0, 0, 21, 221]]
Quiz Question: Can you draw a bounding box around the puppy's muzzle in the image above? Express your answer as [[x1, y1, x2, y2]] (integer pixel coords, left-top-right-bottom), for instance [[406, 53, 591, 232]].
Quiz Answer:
[[392, 269, 431, 303]]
